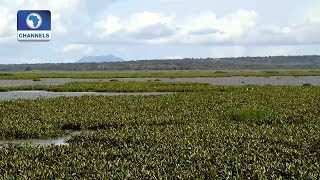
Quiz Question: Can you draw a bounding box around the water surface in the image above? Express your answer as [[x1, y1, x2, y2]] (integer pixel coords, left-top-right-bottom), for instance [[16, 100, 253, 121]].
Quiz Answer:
[[0, 91, 171, 100], [0, 76, 320, 86], [0, 131, 83, 147]]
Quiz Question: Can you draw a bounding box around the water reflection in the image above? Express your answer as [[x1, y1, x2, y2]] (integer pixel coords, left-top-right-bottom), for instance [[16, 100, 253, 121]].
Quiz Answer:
[[0, 131, 83, 147]]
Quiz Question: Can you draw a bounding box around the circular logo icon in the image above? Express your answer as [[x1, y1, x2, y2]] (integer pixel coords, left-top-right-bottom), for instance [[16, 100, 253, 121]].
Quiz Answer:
[[26, 13, 42, 29]]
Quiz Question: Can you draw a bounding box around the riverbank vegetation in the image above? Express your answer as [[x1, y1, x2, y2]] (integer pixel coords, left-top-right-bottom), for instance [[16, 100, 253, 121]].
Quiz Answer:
[[1, 70, 320, 80], [0, 81, 216, 92]]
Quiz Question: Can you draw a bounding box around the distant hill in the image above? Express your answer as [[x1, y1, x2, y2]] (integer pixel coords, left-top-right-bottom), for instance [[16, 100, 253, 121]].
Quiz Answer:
[[77, 55, 123, 63], [1, 55, 320, 71]]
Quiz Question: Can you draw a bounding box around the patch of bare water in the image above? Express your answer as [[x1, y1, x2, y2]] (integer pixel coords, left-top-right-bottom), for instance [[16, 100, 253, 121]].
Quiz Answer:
[[0, 131, 83, 147], [0, 91, 172, 100]]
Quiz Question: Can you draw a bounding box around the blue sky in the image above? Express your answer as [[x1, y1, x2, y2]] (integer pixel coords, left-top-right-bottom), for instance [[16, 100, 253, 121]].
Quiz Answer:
[[0, 0, 319, 64]]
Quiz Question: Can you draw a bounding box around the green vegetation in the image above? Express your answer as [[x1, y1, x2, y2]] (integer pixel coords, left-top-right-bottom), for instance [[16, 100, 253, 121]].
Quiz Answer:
[[1, 55, 320, 71], [0, 83, 319, 178], [0, 70, 320, 79], [0, 81, 215, 92], [231, 108, 284, 125]]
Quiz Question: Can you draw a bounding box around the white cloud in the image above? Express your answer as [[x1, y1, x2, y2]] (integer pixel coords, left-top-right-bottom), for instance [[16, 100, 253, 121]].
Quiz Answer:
[[96, 11, 175, 40], [0, 0, 83, 39], [130, 12, 174, 32], [0, 0, 320, 63], [2, 1, 320, 47], [17, 0, 81, 35], [184, 10, 258, 39], [250, 46, 297, 56], [167, 9, 259, 45], [0, 7, 15, 38], [62, 44, 94, 54], [97, 16, 122, 36], [246, 2, 320, 46], [305, 2, 320, 23], [166, 55, 184, 59], [294, 22, 320, 43], [254, 22, 320, 46], [94, 7, 320, 46], [95, 9, 259, 45], [211, 46, 246, 58], [292, 3, 320, 43]]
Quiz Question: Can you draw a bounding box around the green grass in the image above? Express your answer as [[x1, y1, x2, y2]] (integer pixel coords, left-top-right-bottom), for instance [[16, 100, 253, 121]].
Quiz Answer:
[[0, 70, 320, 79], [0, 84, 319, 178], [0, 81, 217, 92], [232, 108, 284, 125]]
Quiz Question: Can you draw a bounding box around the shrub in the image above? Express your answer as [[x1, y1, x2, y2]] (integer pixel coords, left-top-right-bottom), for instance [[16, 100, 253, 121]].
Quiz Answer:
[[302, 83, 312, 87], [32, 78, 42, 81], [232, 108, 283, 125]]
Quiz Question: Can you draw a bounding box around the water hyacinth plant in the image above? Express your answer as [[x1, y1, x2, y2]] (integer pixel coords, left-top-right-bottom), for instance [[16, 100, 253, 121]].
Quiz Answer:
[[0, 82, 319, 178]]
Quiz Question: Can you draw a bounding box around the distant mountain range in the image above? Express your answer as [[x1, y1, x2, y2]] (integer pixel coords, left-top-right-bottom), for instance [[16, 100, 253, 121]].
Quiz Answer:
[[1, 55, 320, 71], [77, 55, 123, 63]]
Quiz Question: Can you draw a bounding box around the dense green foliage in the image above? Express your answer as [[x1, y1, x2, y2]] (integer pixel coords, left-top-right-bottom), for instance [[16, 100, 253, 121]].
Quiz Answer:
[[1, 70, 320, 79], [0, 84, 319, 178], [231, 108, 284, 125], [0, 81, 215, 92]]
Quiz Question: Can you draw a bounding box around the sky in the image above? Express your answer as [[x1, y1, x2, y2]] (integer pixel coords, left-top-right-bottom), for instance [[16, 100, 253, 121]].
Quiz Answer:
[[0, 0, 320, 64]]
